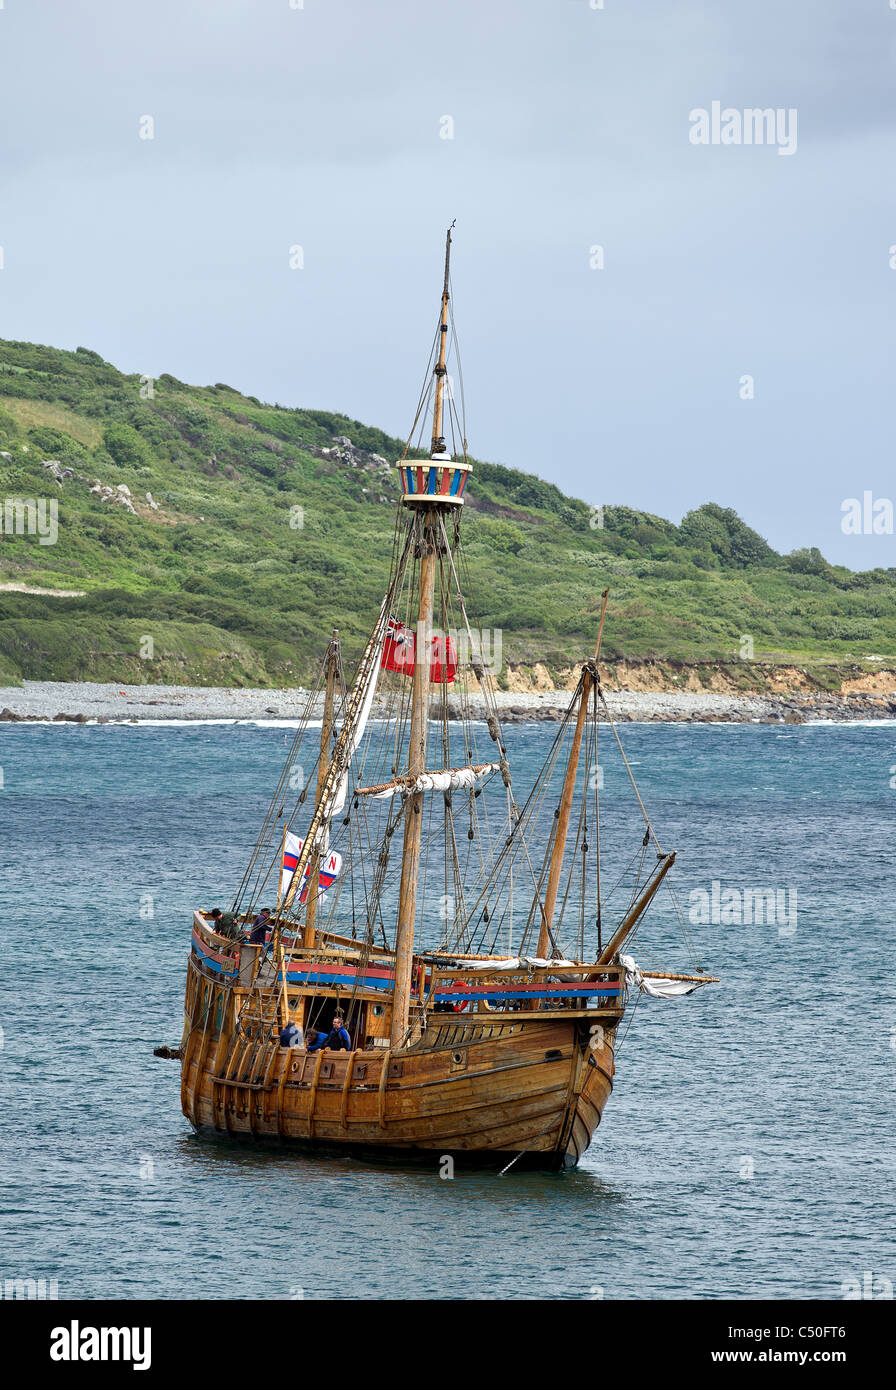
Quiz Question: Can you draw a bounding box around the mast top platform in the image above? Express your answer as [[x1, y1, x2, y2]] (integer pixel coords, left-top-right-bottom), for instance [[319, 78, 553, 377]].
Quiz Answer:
[[396, 457, 471, 506], [398, 224, 470, 508]]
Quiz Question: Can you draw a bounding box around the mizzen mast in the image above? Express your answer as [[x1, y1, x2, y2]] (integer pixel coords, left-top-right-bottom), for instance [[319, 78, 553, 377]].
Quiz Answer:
[[535, 589, 609, 958], [534, 586, 679, 966]]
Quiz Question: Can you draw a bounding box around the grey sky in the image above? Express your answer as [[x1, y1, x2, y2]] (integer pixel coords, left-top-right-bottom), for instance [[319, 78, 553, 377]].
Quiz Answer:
[[1, 0, 894, 567]]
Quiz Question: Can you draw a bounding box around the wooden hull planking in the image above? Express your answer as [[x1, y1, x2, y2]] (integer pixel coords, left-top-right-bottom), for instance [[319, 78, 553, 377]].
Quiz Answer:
[[180, 957, 617, 1171]]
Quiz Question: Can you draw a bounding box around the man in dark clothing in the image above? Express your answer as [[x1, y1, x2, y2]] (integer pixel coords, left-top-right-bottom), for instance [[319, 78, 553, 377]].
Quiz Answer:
[[307, 1013, 351, 1051], [247, 908, 273, 944], [279, 1022, 304, 1048], [218, 911, 241, 940]]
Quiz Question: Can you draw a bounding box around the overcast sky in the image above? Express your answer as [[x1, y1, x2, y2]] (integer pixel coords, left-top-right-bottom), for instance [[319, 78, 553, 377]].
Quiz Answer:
[[1, 0, 894, 567]]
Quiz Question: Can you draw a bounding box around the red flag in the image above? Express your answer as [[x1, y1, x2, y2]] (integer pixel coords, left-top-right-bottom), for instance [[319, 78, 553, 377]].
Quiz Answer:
[[430, 633, 457, 685], [381, 618, 457, 684]]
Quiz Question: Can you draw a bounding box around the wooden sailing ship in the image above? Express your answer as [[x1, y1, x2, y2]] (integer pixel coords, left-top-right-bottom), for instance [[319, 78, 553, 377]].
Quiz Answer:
[[176, 229, 716, 1169]]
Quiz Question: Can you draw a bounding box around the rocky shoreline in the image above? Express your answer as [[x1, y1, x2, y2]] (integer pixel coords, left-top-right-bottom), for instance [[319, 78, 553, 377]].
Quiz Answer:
[[0, 680, 894, 725]]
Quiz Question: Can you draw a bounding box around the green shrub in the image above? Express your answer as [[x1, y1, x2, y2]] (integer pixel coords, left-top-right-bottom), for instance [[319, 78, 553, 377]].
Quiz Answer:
[[102, 421, 149, 469]]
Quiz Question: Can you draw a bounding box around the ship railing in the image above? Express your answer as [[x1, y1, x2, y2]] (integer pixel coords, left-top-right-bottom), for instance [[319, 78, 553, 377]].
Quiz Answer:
[[191, 914, 626, 1015], [192, 910, 250, 948], [424, 962, 626, 1015], [193, 912, 397, 962]]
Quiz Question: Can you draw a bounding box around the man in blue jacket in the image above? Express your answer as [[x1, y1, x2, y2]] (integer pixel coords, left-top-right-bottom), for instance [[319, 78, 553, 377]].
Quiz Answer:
[[307, 1012, 351, 1051]]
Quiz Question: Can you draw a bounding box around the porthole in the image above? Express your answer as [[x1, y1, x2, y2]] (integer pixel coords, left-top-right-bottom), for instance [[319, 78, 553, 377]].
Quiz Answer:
[[372, 1004, 385, 1017], [452, 1051, 464, 1064]]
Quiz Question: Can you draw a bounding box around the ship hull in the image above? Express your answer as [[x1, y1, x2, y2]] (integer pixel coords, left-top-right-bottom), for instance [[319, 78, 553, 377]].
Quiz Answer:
[[180, 1003, 616, 1171]]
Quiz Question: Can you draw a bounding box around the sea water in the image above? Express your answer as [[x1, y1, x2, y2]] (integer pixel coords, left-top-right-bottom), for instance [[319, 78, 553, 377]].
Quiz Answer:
[[0, 720, 893, 1300]]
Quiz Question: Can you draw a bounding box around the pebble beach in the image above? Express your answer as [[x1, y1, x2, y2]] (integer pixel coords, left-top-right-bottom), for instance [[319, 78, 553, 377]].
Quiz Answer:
[[1, 679, 894, 724]]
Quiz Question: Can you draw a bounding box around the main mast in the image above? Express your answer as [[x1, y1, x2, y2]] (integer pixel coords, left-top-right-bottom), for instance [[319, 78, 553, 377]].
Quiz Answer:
[[391, 225, 470, 1045]]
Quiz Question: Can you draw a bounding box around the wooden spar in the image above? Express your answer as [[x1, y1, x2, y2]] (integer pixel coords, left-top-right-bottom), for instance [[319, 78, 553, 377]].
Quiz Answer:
[[640, 970, 720, 983], [391, 519, 436, 1045], [275, 824, 290, 1028], [593, 587, 610, 664], [304, 631, 339, 949], [430, 225, 452, 456], [534, 681, 590, 957], [592, 588, 608, 954], [535, 594, 609, 958], [277, 936, 290, 1028], [595, 851, 676, 966]]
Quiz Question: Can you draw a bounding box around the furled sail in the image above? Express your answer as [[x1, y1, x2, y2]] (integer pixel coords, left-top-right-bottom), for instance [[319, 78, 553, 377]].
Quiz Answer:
[[355, 763, 500, 801], [424, 955, 577, 971], [330, 623, 387, 818], [620, 954, 712, 998]]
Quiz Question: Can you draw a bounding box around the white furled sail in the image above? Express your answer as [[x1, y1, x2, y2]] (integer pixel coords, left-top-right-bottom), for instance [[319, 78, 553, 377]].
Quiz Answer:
[[330, 620, 388, 818], [356, 763, 500, 801], [620, 954, 711, 998], [433, 955, 577, 972]]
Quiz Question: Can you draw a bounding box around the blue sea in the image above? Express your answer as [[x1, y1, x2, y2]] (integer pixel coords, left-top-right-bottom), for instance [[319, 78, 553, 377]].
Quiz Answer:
[[1, 719, 894, 1300]]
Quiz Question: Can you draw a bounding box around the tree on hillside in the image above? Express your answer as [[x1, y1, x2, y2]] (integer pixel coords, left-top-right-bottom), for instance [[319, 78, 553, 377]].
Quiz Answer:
[[679, 503, 777, 568], [784, 546, 833, 577]]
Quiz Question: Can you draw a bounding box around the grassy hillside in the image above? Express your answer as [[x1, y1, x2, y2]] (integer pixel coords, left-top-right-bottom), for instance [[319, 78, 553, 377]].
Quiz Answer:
[[0, 337, 894, 689]]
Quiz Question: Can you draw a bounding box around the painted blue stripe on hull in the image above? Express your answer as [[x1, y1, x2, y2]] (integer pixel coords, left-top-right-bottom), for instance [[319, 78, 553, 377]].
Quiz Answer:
[[192, 947, 237, 978], [282, 969, 395, 990], [433, 987, 620, 1002]]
